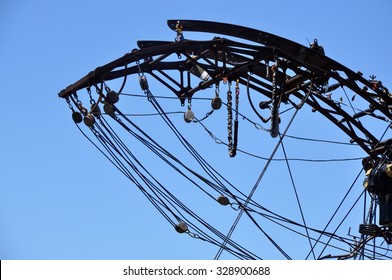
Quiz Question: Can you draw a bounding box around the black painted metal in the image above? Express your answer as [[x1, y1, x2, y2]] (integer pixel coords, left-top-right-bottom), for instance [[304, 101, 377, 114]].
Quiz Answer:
[[167, 20, 392, 154], [59, 19, 391, 158], [58, 19, 392, 260]]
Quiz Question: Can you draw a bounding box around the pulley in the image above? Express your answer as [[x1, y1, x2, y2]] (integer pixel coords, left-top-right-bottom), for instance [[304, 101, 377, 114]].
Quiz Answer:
[[217, 195, 230, 206], [103, 103, 115, 116], [90, 103, 101, 117], [184, 100, 194, 123], [211, 96, 222, 110], [83, 114, 95, 127], [175, 221, 188, 233], [139, 75, 149, 91], [106, 90, 119, 104], [72, 111, 83, 123], [184, 108, 194, 123]]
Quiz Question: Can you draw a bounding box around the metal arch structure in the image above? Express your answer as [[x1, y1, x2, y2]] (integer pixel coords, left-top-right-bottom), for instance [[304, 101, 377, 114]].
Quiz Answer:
[[58, 20, 392, 259], [59, 19, 392, 157]]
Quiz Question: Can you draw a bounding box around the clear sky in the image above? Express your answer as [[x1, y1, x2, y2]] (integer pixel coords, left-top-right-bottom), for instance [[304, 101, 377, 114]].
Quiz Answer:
[[1, 0, 391, 260]]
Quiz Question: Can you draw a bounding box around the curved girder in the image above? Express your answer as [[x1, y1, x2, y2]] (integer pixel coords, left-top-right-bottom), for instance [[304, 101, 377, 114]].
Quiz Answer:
[[58, 39, 222, 98], [167, 20, 391, 105], [58, 20, 392, 158], [167, 20, 392, 155]]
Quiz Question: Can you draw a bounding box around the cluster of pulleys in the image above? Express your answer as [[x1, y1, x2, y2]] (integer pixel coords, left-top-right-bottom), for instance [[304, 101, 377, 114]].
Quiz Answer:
[[69, 84, 121, 127]]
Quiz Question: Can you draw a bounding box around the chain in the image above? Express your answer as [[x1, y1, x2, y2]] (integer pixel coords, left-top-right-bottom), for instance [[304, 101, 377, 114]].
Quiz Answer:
[[227, 82, 233, 155], [193, 109, 214, 122], [135, 59, 142, 77], [66, 97, 74, 111], [74, 92, 82, 106], [86, 87, 92, 103], [215, 83, 220, 99], [135, 59, 153, 102], [270, 58, 281, 138], [234, 81, 240, 122], [187, 231, 200, 239], [72, 93, 88, 115], [227, 80, 240, 157], [230, 202, 241, 211]]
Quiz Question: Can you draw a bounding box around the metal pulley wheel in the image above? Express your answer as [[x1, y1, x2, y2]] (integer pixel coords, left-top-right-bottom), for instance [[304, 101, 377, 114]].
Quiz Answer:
[[211, 96, 222, 110], [83, 114, 95, 127], [103, 103, 115, 116], [139, 75, 149, 91], [175, 221, 188, 233], [72, 111, 83, 123], [184, 108, 194, 123], [107, 90, 120, 104], [217, 195, 230, 206]]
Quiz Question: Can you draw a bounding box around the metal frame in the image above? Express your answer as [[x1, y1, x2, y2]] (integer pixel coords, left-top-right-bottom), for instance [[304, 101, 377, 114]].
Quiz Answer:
[[59, 19, 392, 158], [58, 19, 392, 260]]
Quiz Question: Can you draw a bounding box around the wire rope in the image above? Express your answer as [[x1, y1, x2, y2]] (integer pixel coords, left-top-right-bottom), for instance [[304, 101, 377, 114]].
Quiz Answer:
[[214, 75, 304, 260], [279, 138, 316, 259]]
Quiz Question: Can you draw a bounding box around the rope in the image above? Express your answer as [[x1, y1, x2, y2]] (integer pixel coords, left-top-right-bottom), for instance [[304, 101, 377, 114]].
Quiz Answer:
[[279, 138, 316, 259]]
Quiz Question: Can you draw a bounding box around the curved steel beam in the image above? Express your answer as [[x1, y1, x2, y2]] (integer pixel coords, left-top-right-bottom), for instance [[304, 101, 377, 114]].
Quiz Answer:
[[58, 39, 224, 98], [58, 20, 391, 157], [167, 20, 392, 155], [167, 20, 392, 118]]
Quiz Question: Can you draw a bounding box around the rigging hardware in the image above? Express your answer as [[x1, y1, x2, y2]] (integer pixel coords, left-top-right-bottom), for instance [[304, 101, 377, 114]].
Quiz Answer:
[[58, 19, 392, 260]]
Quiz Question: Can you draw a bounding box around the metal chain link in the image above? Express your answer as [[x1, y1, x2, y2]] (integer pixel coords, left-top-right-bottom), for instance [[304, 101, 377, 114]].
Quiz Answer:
[[227, 82, 233, 155], [66, 97, 74, 111], [270, 58, 280, 138], [87, 87, 95, 105], [234, 81, 240, 122]]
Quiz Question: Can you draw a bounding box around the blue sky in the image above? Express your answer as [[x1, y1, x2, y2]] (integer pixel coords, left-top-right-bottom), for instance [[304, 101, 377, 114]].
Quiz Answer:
[[1, 0, 392, 260]]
